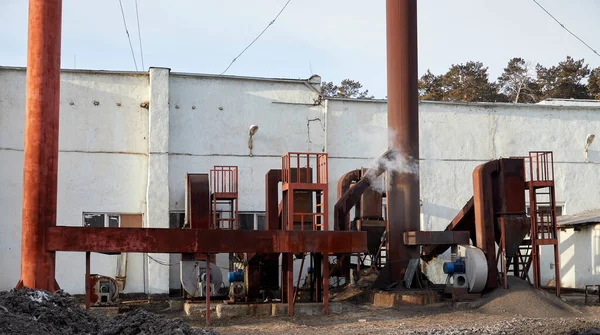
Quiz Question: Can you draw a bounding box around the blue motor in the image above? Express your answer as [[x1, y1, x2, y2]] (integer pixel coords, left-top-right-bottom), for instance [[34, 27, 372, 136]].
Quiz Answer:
[[443, 258, 465, 274], [228, 269, 244, 283]]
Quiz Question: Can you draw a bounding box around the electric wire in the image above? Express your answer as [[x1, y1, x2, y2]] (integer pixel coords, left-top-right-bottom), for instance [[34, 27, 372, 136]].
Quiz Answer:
[[220, 0, 292, 75], [134, 0, 145, 70], [118, 0, 139, 71], [532, 0, 599, 57]]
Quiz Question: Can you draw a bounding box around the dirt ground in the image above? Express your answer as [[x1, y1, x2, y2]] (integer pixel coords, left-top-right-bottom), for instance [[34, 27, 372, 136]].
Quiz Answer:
[[201, 300, 600, 335], [197, 277, 600, 335], [3, 277, 600, 335]]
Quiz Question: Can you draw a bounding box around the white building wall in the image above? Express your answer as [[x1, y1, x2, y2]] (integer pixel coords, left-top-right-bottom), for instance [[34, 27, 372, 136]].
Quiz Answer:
[[326, 99, 600, 286], [3, 66, 600, 292], [0, 68, 149, 294], [167, 74, 324, 286], [543, 225, 600, 289]]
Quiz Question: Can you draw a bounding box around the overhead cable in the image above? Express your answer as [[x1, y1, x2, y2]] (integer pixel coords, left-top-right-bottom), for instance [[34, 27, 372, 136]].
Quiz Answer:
[[220, 0, 292, 75], [118, 0, 139, 70], [135, 0, 145, 70], [532, 0, 599, 57]]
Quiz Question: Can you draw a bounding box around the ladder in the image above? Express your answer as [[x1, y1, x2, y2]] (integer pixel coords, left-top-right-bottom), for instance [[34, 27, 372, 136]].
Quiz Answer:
[[210, 166, 239, 230], [526, 152, 561, 296]]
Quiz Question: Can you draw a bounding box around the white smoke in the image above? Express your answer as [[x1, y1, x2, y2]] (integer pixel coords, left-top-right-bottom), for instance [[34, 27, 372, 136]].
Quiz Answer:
[[357, 126, 418, 193]]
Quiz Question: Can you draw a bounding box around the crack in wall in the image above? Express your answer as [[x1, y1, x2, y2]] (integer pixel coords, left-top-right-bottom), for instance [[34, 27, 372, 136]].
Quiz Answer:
[[489, 110, 499, 159], [306, 117, 325, 150]]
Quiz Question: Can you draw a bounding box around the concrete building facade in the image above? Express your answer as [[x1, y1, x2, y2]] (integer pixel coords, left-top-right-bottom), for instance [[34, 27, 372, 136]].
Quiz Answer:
[[2, 66, 600, 294]]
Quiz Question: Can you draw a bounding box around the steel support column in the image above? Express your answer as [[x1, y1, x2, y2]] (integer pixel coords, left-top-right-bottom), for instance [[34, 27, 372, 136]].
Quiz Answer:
[[385, 0, 420, 283], [286, 253, 294, 316], [322, 252, 329, 315], [19, 0, 62, 291], [205, 254, 211, 326], [85, 252, 90, 310]]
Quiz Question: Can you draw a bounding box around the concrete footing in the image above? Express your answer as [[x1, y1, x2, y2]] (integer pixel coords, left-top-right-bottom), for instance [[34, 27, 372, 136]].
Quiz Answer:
[[371, 290, 441, 307], [183, 302, 343, 318]]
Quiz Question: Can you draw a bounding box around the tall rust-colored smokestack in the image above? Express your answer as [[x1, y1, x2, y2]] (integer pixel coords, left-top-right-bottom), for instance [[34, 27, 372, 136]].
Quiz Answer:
[[19, 0, 62, 290], [385, 0, 420, 283]]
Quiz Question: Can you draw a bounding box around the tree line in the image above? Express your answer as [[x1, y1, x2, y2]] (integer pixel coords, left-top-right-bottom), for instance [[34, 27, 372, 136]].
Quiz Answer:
[[419, 56, 600, 103], [322, 56, 600, 103]]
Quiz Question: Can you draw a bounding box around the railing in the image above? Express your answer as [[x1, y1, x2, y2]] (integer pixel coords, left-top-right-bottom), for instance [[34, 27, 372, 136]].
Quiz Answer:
[[526, 151, 554, 183], [281, 152, 328, 185], [210, 166, 238, 195]]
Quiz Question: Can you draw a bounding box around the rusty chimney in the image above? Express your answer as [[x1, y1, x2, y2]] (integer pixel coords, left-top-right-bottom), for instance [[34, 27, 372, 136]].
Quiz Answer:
[[18, 0, 62, 291], [385, 0, 420, 283]]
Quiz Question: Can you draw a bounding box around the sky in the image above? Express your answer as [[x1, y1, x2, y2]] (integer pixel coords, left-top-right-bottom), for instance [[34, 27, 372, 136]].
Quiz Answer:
[[1, 0, 599, 98]]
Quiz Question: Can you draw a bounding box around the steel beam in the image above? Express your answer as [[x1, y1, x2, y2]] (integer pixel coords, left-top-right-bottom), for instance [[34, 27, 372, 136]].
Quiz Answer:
[[19, 0, 62, 291], [385, 0, 420, 283], [46, 227, 368, 254], [421, 198, 476, 260], [403, 231, 470, 246]]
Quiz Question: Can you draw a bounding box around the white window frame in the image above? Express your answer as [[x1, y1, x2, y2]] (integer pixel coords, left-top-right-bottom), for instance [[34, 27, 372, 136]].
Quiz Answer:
[[82, 212, 121, 228], [525, 201, 565, 217]]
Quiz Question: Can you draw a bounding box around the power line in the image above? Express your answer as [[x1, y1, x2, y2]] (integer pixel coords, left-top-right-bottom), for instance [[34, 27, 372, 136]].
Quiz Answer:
[[118, 0, 139, 71], [220, 0, 292, 75], [135, 0, 145, 70], [532, 0, 599, 57]]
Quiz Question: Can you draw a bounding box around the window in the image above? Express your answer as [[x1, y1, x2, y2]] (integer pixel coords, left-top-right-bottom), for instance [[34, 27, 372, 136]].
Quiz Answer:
[[239, 212, 266, 230], [83, 213, 120, 227], [526, 205, 564, 217], [170, 212, 185, 229]]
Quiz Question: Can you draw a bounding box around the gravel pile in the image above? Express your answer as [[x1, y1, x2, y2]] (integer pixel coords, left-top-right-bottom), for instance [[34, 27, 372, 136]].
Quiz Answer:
[[0, 288, 216, 335], [471, 276, 579, 318]]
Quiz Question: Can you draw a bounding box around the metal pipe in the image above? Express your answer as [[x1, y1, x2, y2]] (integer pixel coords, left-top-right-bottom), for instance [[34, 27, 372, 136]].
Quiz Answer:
[[85, 252, 91, 310], [205, 254, 210, 326], [385, 0, 420, 284], [19, 0, 62, 291], [322, 252, 329, 315]]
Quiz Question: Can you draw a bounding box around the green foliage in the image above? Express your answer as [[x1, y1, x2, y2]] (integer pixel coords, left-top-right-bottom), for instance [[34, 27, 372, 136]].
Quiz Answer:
[[321, 79, 374, 99], [418, 62, 504, 102], [536, 56, 590, 100], [419, 56, 599, 103], [418, 70, 444, 101], [497, 57, 539, 103], [588, 67, 600, 100], [322, 56, 599, 103]]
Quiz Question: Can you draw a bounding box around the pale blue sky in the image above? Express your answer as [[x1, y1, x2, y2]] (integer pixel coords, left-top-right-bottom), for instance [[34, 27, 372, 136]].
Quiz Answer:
[[1, 0, 599, 98]]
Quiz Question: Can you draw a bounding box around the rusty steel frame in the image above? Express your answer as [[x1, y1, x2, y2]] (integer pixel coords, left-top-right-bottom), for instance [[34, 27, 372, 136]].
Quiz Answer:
[[18, 0, 63, 292], [282, 152, 328, 232], [526, 151, 561, 297], [421, 198, 476, 260], [210, 166, 239, 230], [472, 161, 500, 289], [403, 231, 470, 246], [265, 169, 282, 231], [385, 0, 421, 285], [85, 252, 90, 310], [186, 174, 211, 230], [46, 227, 367, 254], [335, 169, 362, 231]]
